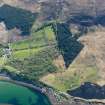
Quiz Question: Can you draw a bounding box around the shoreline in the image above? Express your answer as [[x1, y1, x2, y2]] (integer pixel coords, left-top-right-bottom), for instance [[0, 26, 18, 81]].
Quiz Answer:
[[1, 76, 105, 105], [0, 75, 46, 93], [0, 75, 59, 105]]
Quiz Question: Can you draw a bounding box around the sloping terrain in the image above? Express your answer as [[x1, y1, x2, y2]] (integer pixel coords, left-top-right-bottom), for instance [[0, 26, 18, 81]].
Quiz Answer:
[[1, 25, 59, 81], [78, 28, 105, 85], [1, 0, 105, 104], [41, 26, 105, 92], [0, 4, 37, 35]]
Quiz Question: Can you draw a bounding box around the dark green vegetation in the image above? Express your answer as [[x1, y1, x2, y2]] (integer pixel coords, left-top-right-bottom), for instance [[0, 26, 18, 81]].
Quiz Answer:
[[0, 47, 3, 57], [3, 25, 59, 81], [53, 23, 83, 68], [68, 82, 105, 99], [8, 47, 58, 80], [0, 4, 37, 35], [0, 81, 51, 105]]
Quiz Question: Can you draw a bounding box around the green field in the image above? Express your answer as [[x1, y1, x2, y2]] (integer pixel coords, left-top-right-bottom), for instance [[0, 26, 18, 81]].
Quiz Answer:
[[0, 25, 59, 81], [10, 26, 56, 51], [41, 64, 98, 92]]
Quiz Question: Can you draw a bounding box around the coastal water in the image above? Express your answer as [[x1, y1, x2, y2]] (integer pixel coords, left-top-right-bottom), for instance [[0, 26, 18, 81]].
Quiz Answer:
[[0, 81, 51, 105]]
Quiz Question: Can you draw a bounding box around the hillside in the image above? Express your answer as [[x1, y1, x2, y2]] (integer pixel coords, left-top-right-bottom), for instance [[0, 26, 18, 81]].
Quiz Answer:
[[0, 4, 37, 35], [0, 0, 105, 105], [0, 0, 40, 12]]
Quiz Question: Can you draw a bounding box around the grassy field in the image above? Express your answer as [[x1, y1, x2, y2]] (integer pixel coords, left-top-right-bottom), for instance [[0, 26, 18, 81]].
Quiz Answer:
[[0, 25, 59, 81], [12, 47, 44, 59], [7, 47, 59, 80], [41, 62, 98, 92], [10, 26, 56, 51], [9, 25, 57, 60]]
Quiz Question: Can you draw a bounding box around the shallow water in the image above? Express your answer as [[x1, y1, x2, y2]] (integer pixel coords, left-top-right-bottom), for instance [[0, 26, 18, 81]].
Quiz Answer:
[[0, 81, 51, 105]]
